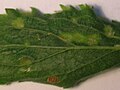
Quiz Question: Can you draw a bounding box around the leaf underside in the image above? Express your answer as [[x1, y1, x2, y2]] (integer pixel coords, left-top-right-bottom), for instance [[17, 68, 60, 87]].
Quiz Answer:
[[0, 4, 120, 88]]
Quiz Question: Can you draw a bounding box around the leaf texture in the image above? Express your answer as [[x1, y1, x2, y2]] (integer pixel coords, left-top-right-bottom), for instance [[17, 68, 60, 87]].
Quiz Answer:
[[0, 4, 120, 88]]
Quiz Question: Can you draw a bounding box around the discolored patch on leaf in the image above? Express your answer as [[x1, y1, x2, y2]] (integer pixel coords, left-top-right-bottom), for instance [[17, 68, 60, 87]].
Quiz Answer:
[[87, 34, 101, 45], [47, 76, 59, 84], [12, 18, 24, 29], [104, 25, 115, 37], [19, 56, 33, 66]]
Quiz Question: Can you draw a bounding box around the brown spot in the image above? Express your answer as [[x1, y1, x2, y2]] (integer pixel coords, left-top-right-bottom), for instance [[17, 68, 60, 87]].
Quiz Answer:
[[47, 76, 59, 84]]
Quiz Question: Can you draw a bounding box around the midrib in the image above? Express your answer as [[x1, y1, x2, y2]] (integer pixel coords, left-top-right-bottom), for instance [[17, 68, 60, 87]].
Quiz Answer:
[[0, 44, 120, 50]]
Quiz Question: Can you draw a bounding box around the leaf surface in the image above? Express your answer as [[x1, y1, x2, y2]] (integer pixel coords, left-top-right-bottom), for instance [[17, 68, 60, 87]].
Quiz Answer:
[[0, 4, 120, 88]]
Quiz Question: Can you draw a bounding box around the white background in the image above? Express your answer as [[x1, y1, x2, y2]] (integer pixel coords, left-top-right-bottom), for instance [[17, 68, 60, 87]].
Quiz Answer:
[[0, 0, 120, 90]]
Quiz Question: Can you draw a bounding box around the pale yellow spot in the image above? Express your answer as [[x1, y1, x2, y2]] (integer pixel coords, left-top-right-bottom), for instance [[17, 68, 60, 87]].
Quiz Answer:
[[104, 25, 115, 37], [19, 56, 32, 66], [60, 32, 101, 45], [12, 18, 24, 29], [87, 34, 101, 45], [19, 56, 33, 72], [60, 33, 73, 42]]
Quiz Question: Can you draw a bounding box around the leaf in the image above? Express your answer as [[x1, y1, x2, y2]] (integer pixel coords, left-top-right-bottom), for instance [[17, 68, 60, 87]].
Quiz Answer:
[[52, 4, 96, 20], [31, 7, 42, 17], [5, 8, 21, 17], [0, 4, 120, 88], [60, 4, 71, 11]]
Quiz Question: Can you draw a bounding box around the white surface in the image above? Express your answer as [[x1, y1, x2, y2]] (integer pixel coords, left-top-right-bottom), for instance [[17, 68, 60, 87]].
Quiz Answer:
[[0, 0, 120, 90]]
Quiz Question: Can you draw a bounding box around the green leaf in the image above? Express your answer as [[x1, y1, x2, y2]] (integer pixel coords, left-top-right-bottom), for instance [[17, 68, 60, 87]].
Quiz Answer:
[[60, 4, 71, 11], [5, 8, 21, 17], [31, 7, 41, 17], [52, 4, 96, 20], [0, 4, 120, 88]]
